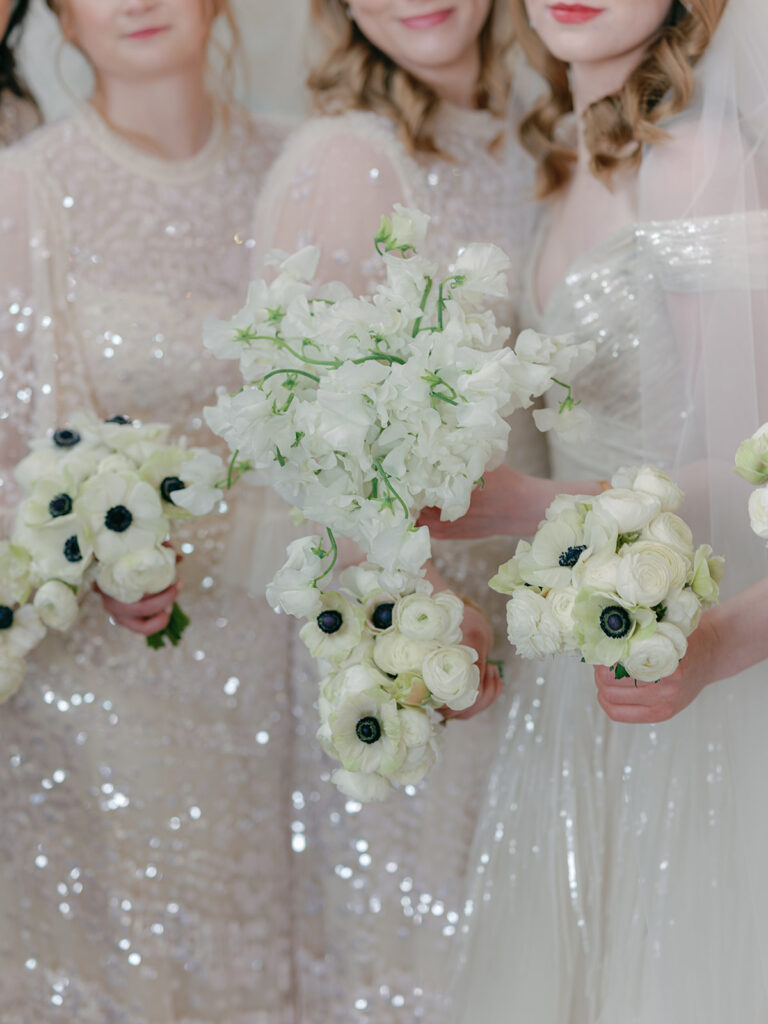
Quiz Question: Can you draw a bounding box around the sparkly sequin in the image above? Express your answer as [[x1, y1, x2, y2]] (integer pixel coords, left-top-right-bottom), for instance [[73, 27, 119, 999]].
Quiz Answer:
[[0, 105, 298, 1022]]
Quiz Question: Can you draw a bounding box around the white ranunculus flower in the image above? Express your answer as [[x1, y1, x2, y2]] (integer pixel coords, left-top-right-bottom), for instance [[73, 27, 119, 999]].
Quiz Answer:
[[622, 622, 688, 682], [95, 544, 177, 604], [433, 591, 464, 644], [76, 472, 169, 564], [421, 645, 480, 711], [16, 439, 107, 494], [642, 512, 695, 561], [331, 768, 391, 803], [33, 581, 79, 631], [399, 706, 434, 749], [373, 631, 440, 676], [0, 541, 33, 606], [572, 550, 621, 592], [0, 603, 46, 659], [748, 485, 768, 539], [506, 588, 562, 659], [388, 741, 438, 786], [545, 586, 580, 650], [734, 422, 768, 485], [615, 541, 689, 608], [393, 592, 460, 643], [611, 465, 684, 513], [593, 488, 661, 533], [664, 587, 702, 635]]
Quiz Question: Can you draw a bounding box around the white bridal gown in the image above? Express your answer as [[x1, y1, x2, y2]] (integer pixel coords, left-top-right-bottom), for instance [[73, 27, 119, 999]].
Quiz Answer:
[[252, 103, 548, 1023], [0, 104, 299, 1023], [449, 193, 768, 1019]]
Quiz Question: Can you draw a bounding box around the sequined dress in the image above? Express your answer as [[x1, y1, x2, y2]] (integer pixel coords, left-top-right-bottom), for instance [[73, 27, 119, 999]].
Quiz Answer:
[[0, 105, 298, 1023], [449, 212, 768, 1022], [252, 106, 548, 1023], [0, 91, 39, 147]]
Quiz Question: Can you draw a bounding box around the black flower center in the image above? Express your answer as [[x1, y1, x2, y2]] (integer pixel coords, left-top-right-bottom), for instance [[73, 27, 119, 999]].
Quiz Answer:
[[317, 610, 343, 634], [105, 415, 132, 425], [160, 476, 185, 504], [559, 544, 587, 568], [355, 716, 382, 745], [53, 428, 81, 449], [600, 605, 632, 639], [48, 493, 73, 518], [0, 606, 14, 630], [104, 505, 133, 533], [63, 536, 83, 563], [371, 602, 394, 630]]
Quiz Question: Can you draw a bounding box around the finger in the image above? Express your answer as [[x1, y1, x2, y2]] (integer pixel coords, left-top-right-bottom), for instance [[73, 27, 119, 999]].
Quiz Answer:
[[597, 693, 673, 724], [596, 682, 664, 706], [112, 609, 172, 636], [100, 582, 180, 619], [449, 666, 502, 720]]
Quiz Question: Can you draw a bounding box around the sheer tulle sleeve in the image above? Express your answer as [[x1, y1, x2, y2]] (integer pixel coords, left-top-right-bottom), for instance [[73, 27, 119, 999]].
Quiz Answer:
[[252, 115, 422, 292], [0, 161, 60, 535]]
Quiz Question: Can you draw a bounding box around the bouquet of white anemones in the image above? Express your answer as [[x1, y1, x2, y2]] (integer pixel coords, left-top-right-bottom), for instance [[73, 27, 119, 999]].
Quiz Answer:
[[491, 465, 724, 683], [735, 423, 768, 542], [302, 562, 479, 802], [0, 411, 244, 702]]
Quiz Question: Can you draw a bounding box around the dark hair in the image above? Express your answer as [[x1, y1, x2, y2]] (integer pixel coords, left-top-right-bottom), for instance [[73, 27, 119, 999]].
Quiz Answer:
[[1, 0, 36, 103]]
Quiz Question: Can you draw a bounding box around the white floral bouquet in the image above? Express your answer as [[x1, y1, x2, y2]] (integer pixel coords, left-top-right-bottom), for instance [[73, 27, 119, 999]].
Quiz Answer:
[[203, 205, 593, 797], [302, 561, 480, 802], [491, 465, 724, 682], [1, 411, 235, 702], [735, 422, 768, 541]]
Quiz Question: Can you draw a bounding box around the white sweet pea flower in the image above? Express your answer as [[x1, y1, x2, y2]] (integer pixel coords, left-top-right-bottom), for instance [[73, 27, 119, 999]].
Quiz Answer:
[[76, 472, 169, 564], [611, 465, 684, 513], [299, 592, 365, 665], [615, 541, 689, 608], [572, 550, 621, 592], [422, 644, 480, 711], [170, 449, 227, 517], [533, 404, 592, 444], [505, 589, 563, 660], [0, 649, 26, 704], [265, 535, 329, 617], [376, 204, 430, 253], [748, 485, 768, 539], [331, 768, 391, 803], [95, 544, 177, 604], [0, 603, 46, 659], [368, 523, 431, 577], [451, 243, 512, 305], [373, 631, 441, 676], [0, 541, 33, 606], [622, 622, 688, 682], [33, 580, 79, 631]]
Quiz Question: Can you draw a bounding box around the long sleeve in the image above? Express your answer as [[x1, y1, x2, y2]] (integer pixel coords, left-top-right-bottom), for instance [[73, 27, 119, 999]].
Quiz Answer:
[[252, 114, 422, 293]]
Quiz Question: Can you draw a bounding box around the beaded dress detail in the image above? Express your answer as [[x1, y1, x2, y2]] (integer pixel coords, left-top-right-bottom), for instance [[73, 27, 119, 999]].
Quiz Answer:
[[449, 211, 768, 1023], [0, 105, 298, 1023], [252, 106, 548, 1023]]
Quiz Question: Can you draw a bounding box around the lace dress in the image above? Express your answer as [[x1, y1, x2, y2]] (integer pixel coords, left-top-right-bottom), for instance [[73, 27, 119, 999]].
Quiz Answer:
[[0, 104, 299, 1023], [252, 105, 549, 1023], [449, 212, 768, 1023]]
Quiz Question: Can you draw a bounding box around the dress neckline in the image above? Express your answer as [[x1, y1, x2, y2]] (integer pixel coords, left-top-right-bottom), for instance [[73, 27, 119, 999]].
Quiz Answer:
[[76, 101, 227, 184]]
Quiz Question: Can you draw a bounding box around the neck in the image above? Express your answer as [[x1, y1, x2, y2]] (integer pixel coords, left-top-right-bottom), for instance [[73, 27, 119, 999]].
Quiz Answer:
[[92, 68, 214, 160], [404, 45, 481, 110], [569, 42, 649, 163]]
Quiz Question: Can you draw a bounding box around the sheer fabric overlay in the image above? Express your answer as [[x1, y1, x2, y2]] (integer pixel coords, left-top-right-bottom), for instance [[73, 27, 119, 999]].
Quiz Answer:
[[450, 3, 768, 1020], [251, 104, 548, 1023], [0, 105, 300, 1023]]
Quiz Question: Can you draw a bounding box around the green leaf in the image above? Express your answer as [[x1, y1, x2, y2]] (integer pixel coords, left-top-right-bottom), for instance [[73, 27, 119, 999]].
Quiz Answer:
[[613, 663, 630, 680], [146, 603, 191, 650]]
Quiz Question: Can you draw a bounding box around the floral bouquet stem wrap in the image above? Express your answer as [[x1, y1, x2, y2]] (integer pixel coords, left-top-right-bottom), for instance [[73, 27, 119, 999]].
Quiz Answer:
[[0, 411, 235, 702], [203, 206, 594, 798], [491, 466, 724, 683]]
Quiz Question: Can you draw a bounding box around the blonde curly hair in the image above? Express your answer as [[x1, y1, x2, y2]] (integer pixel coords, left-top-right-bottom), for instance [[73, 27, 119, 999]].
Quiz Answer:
[[511, 0, 728, 196], [308, 0, 514, 156]]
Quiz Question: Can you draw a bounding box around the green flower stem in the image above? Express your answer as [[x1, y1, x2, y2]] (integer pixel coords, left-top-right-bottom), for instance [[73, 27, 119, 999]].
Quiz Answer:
[[353, 352, 407, 366], [412, 276, 434, 337], [313, 528, 339, 585], [226, 449, 240, 490], [260, 368, 321, 386], [373, 458, 411, 519], [551, 377, 581, 413], [275, 337, 342, 369]]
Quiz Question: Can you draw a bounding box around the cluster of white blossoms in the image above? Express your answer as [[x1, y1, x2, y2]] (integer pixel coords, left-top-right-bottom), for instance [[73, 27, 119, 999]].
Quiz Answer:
[[304, 563, 479, 802], [203, 205, 595, 611], [0, 411, 231, 701], [491, 466, 724, 682], [735, 423, 768, 542]]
